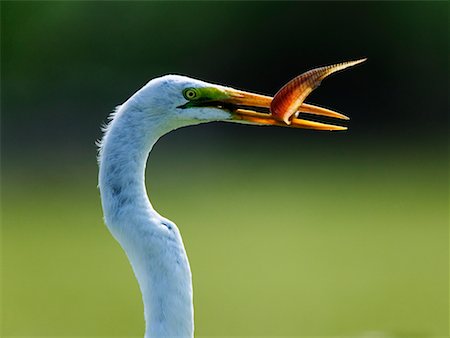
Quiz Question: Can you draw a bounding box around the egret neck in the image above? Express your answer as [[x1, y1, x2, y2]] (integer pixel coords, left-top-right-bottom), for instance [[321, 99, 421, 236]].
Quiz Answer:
[[98, 99, 195, 338]]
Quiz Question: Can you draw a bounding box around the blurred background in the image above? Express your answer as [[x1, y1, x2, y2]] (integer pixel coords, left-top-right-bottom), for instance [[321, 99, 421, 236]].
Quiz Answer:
[[1, 1, 448, 337]]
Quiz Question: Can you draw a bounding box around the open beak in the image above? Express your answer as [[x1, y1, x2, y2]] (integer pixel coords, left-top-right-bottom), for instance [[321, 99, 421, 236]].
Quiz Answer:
[[221, 88, 349, 131], [218, 58, 366, 131]]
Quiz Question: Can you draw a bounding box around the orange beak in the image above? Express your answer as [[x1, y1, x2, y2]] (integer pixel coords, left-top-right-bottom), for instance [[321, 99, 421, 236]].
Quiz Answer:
[[220, 58, 366, 131], [222, 88, 348, 131]]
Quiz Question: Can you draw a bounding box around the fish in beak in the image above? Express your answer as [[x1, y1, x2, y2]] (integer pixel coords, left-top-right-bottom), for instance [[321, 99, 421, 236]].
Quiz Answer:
[[221, 58, 366, 131]]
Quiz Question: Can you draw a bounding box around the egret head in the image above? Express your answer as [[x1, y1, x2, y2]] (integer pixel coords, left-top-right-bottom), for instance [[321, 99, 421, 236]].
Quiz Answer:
[[130, 75, 236, 124], [125, 74, 348, 132]]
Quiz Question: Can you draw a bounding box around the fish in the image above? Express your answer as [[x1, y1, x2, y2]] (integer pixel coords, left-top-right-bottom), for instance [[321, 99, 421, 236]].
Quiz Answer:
[[270, 58, 367, 125]]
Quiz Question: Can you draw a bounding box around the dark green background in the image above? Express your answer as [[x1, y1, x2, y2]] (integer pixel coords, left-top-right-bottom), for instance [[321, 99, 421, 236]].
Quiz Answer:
[[2, 1, 448, 337]]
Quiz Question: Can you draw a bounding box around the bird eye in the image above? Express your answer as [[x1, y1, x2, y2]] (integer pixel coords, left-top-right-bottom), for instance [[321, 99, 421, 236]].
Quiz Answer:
[[183, 88, 199, 100]]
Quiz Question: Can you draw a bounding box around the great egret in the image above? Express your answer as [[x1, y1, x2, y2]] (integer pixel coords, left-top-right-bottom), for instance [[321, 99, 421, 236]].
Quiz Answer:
[[98, 60, 364, 337]]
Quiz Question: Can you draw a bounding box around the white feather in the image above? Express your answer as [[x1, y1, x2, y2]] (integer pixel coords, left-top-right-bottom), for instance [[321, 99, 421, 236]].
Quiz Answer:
[[98, 75, 235, 337]]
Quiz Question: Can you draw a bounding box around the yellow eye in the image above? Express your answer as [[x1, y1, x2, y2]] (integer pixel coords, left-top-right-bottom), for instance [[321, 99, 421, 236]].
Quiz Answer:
[[183, 88, 199, 100]]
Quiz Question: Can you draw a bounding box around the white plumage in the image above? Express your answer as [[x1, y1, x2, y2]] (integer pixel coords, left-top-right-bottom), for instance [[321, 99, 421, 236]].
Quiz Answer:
[[99, 76, 221, 337], [99, 75, 275, 337]]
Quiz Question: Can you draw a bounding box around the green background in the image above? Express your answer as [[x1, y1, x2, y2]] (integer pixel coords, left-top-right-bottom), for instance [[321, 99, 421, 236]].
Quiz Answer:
[[2, 1, 448, 337]]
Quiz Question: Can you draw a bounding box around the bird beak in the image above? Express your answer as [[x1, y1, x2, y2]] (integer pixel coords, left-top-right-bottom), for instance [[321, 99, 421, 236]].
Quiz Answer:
[[219, 58, 366, 131], [221, 88, 349, 131]]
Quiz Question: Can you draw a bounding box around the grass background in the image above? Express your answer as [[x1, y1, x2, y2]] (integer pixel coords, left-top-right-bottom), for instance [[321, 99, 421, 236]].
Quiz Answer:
[[3, 140, 448, 336]]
